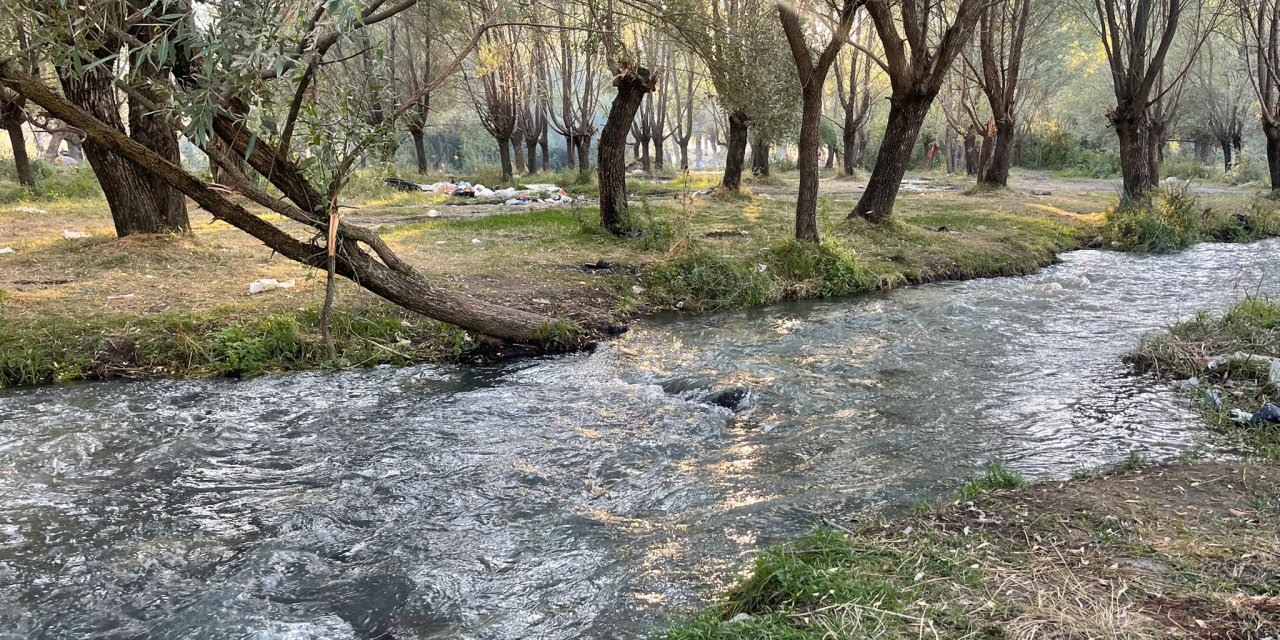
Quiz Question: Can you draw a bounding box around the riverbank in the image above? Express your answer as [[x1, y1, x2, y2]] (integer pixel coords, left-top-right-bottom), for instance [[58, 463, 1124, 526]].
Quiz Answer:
[[0, 172, 1267, 386], [661, 295, 1280, 639], [663, 460, 1280, 639]]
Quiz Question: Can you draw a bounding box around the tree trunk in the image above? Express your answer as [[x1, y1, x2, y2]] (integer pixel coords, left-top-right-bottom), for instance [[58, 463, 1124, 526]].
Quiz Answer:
[[512, 136, 526, 175], [564, 133, 576, 171], [751, 136, 771, 177], [678, 139, 689, 171], [851, 96, 931, 222], [539, 123, 550, 172], [598, 69, 654, 235], [841, 105, 858, 176], [526, 135, 539, 175], [983, 119, 1014, 187], [497, 136, 513, 182], [795, 87, 824, 243], [1219, 136, 1233, 173], [575, 133, 591, 179], [1112, 109, 1156, 201], [640, 137, 651, 173], [654, 139, 665, 172], [1265, 122, 1280, 192], [722, 111, 748, 191], [1, 112, 33, 186], [410, 125, 428, 174], [59, 60, 189, 236], [825, 144, 836, 170]]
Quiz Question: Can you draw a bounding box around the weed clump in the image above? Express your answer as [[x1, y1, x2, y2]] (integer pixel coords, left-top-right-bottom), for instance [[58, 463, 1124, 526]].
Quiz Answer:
[[767, 239, 880, 298], [1103, 184, 1202, 252]]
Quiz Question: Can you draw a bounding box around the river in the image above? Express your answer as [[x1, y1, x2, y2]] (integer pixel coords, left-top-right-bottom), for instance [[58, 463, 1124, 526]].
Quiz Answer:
[[1, 239, 1277, 639]]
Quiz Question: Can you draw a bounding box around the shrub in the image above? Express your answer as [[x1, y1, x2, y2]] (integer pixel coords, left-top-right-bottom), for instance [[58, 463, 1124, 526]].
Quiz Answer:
[[208, 315, 303, 376], [644, 247, 776, 311], [1104, 183, 1202, 252], [768, 239, 879, 297], [1160, 155, 1217, 182]]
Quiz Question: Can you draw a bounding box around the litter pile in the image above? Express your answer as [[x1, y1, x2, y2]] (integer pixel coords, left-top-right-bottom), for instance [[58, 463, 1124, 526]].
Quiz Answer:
[[385, 177, 574, 205]]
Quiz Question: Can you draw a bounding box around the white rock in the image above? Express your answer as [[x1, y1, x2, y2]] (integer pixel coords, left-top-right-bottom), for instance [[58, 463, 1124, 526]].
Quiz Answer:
[[0, 247, 12, 255], [471, 238, 482, 245], [427, 209, 440, 218], [63, 229, 89, 239]]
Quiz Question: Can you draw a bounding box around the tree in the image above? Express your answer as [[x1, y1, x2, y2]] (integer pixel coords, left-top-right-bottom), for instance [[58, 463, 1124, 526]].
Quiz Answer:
[[1084, 0, 1212, 200], [968, 0, 1035, 187], [1235, 0, 1280, 190], [1186, 32, 1248, 172], [594, 0, 659, 234], [778, 0, 862, 243], [833, 15, 880, 176], [469, 22, 522, 182], [1, 0, 587, 349], [547, 2, 600, 178], [850, 0, 987, 223], [20, 1, 190, 236], [668, 51, 701, 170], [0, 86, 33, 187]]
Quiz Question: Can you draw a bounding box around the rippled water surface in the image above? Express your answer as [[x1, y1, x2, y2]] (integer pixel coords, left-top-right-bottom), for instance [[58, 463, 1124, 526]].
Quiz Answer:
[[1, 240, 1277, 639]]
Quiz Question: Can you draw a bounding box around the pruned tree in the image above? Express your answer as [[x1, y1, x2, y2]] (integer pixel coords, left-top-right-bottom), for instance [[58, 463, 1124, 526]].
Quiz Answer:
[[1235, 0, 1280, 189], [593, 0, 659, 234], [668, 50, 701, 170], [1083, 0, 1214, 200], [1186, 31, 1248, 171], [967, 0, 1036, 187], [778, 0, 862, 243], [547, 1, 600, 178], [833, 13, 880, 177], [850, 0, 987, 223], [468, 20, 523, 182], [0, 87, 33, 187]]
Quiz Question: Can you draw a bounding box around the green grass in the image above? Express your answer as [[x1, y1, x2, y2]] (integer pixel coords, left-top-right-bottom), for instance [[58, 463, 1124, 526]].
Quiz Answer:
[[0, 303, 476, 386], [954, 461, 1028, 502], [1105, 186, 1280, 253]]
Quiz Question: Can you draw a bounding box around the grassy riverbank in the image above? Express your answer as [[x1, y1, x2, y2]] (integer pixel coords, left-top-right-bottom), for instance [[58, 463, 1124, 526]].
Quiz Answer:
[[0, 171, 1270, 386], [1128, 298, 1280, 460], [662, 297, 1280, 640], [663, 461, 1280, 639]]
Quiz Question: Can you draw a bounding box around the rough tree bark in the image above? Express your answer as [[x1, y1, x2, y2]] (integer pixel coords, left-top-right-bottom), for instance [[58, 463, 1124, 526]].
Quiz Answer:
[[58, 48, 189, 236], [751, 135, 771, 177], [598, 67, 655, 235], [721, 110, 749, 191], [0, 91, 33, 186], [778, 0, 860, 243], [851, 0, 984, 222]]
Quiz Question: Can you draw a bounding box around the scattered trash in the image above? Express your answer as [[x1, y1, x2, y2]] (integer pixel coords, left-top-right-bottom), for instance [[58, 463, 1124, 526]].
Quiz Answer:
[[383, 177, 573, 206], [1229, 408, 1255, 424], [471, 238, 482, 245], [63, 229, 89, 239], [427, 209, 440, 218], [694, 187, 716, 196], [1252, 403, 1280, 426], [435, 240, 447, 245], [107, 293, 135, 301], [1031, 190, 1052, 196], [0, 247, 12, 255], [756, 263, 768, 272], [728, 613, 752, 623], [12, 206, 47, 214], [1205, 352, 1280, 384], [248, 278, 296, 294]]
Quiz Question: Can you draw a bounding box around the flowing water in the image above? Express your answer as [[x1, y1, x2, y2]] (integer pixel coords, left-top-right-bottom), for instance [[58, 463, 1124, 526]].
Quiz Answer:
[[1, 241, 1277, 639]]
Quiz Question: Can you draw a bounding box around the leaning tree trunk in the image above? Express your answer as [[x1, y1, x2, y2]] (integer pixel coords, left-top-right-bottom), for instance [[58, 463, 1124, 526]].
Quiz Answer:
[[751, 136, 771, 177], [795, 86, 825, 243], [851, 96, 932, 223], [0, 105, 33, 186], [598, 68, 654, 235], [59, 59, 189, 236], [1265, 122, 1280, 192], [722, 111, 749, 191]]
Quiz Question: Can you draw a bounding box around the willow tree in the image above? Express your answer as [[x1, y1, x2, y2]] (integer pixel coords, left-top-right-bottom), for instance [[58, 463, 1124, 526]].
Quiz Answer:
[[778, 0, 862, 243], [850, 0, 987, 223], [1, 0, 584, 348], [1085, 0, 1214, 200], [968, 0, 1035, 187], [1236, 0, 1280, 190], [833, 15, 880, 177]]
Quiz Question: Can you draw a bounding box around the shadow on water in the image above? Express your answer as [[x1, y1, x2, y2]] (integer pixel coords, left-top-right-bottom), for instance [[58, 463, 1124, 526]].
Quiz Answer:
[[0, 240, 1277, 639]]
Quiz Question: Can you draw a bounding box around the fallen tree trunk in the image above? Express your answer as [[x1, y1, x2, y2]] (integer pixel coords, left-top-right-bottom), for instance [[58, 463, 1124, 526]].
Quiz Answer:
[[0, 63, 576, 348]]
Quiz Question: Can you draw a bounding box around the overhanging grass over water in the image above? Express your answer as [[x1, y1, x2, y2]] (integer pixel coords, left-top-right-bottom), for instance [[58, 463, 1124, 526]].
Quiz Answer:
[[1128, 298, 1280, 459]]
